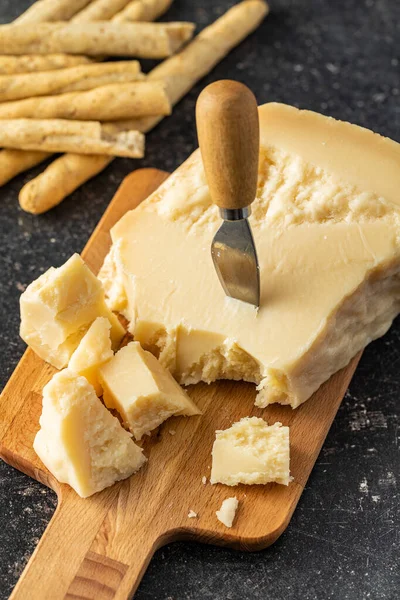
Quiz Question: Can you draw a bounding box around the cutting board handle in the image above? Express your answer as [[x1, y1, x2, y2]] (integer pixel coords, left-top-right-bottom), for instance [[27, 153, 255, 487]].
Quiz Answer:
[[10, 486, 162, 600]]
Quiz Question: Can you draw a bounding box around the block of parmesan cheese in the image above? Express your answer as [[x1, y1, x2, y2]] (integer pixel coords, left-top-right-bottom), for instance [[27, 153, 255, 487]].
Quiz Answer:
[[68, 316, 113, 395], [210, 417, 290, 486], [33, 369, 146, 498], [20, 253, 125, 369], [99, 103, 400, 408], [98, 341, 201, 440]]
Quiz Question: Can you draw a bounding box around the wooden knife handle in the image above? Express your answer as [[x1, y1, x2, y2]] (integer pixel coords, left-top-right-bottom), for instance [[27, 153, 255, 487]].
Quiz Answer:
[[196, 80, 259, 212]]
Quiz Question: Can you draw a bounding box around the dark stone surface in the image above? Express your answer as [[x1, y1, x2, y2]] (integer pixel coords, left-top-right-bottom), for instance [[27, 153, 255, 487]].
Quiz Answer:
[[0, 0, 399, 598]]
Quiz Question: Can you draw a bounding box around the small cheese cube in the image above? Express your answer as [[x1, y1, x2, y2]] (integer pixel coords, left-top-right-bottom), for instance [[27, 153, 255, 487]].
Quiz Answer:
[[211, 417, 290, 486], [99, 341, 201, 440], [20, 253, 125, 369], [68, 317, 113, 395], [216, 497, 238, 528], [34, 369, 146, 498]]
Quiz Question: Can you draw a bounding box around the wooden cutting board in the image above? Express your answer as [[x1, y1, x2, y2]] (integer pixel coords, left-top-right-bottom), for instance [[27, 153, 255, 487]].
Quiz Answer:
[[0, 168, 361, 600]]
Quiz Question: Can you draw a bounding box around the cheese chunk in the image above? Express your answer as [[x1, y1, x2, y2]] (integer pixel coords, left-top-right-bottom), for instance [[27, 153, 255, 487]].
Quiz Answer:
[[99, 103, 400, 408], [216, 497, 238, 528], [20, 253, 125, 369], [68, 317, 113, 395], [33, 369, 146, 498], [98, 341, 201, 440], [210, 417, 290, 486]]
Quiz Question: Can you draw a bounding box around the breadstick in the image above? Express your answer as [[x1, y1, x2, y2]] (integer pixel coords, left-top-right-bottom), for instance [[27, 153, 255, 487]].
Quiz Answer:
[[0, 1, 90, 188], [0, 22, 195, 59], [0, 0, 164, 187], [149, 0, 269, 105], [113, 0, 173, 22], [19, 0, 268, 214], [0, 82, 171, 121], [72, 0, 132, 22], [0, 119, 144, 158], [0, 54, 93, 75], [0, 61, 142, 103], [13, 0, 92, 24], [19, 154, 113, 214], [0, 150, 51, 186]]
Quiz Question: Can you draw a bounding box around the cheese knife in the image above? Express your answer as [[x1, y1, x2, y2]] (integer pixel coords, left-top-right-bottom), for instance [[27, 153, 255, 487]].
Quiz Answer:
[[196, 80, 260, 307]]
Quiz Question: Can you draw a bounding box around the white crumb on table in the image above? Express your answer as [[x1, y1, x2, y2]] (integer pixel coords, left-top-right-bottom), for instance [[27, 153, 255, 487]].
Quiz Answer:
[[202, 476, 207, 485], [168, 430, 176, 436], [216, 497, 239, 528], [188, 510, 198, 518]]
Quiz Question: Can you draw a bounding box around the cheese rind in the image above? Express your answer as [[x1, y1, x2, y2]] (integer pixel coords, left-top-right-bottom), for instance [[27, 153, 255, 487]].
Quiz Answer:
[[68, 316, 113, 395], [98, 341, 201, 440], [33, 369, 146, 498], [216, 497, 238, 528], [20, 253, 125, 369], [210, 417, 290, 486], [100, 103, 400, 408]]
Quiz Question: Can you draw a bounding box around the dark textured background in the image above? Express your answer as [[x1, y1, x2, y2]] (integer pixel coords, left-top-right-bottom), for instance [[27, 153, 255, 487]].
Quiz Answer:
[[0, 0, 399, 598]]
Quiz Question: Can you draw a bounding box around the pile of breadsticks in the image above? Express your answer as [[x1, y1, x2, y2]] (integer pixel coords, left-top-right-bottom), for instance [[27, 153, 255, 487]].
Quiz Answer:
[[0, 0, 268, 214]]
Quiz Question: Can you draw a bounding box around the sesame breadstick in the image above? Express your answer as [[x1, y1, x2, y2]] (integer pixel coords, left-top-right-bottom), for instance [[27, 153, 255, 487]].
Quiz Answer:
[[19, 0, 268, 214], [0, 55, 93, 75], [0, 82, 170, 121], [0, 119, 144, 158], [13, 0, 92, 25], [0, 21, 195, 59], [113, 0, 173, 22], [0, 61, 142, 103], [72, 0, 133, 22]]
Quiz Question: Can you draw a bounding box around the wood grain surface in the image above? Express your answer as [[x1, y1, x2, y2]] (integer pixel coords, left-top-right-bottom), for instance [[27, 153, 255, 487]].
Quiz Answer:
[[0, 168, 362, 600]]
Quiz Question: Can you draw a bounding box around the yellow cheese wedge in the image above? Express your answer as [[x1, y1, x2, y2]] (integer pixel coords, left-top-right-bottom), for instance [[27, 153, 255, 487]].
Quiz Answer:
[[68, 316, 113, 395], [210, 417, 290, 486], [20, 253, 125, 369], [99, 103, 400, 408], [33, 369, 146, 498], [98, 341, 201, 440]]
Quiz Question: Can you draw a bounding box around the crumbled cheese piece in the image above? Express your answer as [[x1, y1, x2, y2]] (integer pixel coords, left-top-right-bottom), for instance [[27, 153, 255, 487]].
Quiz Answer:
[[216, 497, 238, 528], [33, 369, 146, 498], [188, 510, 198, 518], [202, 476, 207, 485], [211, 417, 290, 486], [99, 341, 200, 440], [169, 429, 176, 436], [20, 253, 124, 369], [68, 316, 113, 395]]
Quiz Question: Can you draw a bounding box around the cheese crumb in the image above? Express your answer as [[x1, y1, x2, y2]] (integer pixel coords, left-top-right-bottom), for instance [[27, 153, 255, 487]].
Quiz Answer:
[[202, 476, 207, 485], [33, 369, 146, 498], [188, 510, 197, 518], [216, 497, 238, 528], [98, 341, 200, 440], [211, 417, 291, 486], [68, 317, 113, 396], [20, 253, 125, 369], [169, 429, 176, 436]]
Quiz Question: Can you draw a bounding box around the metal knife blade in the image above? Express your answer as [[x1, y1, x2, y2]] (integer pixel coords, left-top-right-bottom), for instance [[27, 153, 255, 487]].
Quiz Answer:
[[211, 208, 260, 307], [196, 80, 261, 307]]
